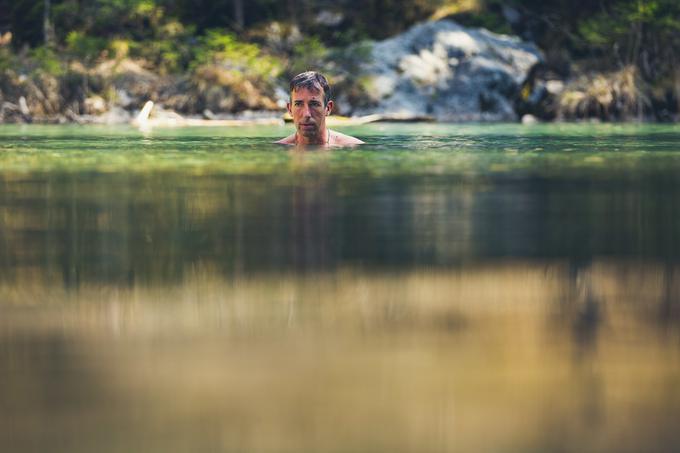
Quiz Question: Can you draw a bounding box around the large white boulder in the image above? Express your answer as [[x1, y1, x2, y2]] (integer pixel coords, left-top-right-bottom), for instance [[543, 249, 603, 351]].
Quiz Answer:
[[355, 20, 542, 121]]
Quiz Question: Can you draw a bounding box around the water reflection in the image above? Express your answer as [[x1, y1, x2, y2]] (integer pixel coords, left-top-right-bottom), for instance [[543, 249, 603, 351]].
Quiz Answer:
[[2, 124, 680, 451], [5, 170, 680, 284], [2, 263, 680, 452]]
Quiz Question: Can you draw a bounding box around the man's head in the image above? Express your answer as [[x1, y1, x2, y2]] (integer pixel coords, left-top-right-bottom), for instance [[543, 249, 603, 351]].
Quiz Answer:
[[287, 71, 334, 143], [290, 71, 331, 106]]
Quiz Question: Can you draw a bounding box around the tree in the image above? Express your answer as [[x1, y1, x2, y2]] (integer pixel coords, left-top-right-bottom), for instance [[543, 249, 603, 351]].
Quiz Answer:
[[43, 0, 55, 47]]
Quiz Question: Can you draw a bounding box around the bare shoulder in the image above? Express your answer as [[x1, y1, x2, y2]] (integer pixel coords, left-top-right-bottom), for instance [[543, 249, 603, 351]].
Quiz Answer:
[[329, 130, 365, 146], [275, 134, 296, 145]]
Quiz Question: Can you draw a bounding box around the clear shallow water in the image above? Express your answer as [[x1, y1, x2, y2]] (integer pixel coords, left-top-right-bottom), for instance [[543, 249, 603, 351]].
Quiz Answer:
[[1, 123, 680, 452]]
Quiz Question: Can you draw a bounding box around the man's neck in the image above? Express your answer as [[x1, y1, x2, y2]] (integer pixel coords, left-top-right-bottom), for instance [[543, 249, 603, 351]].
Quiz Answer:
[[296, 128, 329, 146]]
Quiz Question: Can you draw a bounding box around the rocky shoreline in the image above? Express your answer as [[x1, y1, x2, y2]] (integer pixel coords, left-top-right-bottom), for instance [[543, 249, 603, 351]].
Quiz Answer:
[[1, 19, 675, 126]]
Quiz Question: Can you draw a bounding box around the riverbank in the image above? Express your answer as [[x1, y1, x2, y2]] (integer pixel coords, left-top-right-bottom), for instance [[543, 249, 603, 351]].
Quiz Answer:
[[2, 14, 678, 125]]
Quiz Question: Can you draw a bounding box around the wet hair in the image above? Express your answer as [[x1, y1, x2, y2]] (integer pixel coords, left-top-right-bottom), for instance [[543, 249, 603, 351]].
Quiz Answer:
[[289, 71, 331, 106]]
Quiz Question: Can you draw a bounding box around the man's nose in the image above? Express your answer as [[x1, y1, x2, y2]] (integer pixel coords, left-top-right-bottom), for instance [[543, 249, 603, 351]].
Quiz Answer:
[[301, 104, 311, 117]]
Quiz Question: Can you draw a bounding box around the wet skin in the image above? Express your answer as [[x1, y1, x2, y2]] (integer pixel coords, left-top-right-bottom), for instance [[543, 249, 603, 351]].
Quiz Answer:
[[289, 86, 332, 144], [276, 85, 364, 147]]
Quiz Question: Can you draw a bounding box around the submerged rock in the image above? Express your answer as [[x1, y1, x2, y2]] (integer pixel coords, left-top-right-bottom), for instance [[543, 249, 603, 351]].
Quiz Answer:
[[355, 20, 542, 122]]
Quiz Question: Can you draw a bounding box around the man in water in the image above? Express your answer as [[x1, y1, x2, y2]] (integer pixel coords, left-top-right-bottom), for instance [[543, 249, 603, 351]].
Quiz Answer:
[[276, 71, 364, 147]]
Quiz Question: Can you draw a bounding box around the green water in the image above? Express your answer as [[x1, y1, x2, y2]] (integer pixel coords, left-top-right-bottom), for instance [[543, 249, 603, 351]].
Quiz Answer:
[[1, 123, 680, 452]]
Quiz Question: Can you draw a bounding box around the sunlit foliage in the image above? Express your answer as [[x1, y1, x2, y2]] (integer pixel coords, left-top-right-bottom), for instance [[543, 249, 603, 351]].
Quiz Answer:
[[1, 0, 679, 118]]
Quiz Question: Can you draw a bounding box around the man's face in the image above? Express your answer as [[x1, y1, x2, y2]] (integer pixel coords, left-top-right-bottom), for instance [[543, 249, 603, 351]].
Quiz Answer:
[[287, 85, 333, 139]]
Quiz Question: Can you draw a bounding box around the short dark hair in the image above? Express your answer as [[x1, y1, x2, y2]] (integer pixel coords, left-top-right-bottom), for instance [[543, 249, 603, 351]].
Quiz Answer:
[[290, 71, 331, 106]]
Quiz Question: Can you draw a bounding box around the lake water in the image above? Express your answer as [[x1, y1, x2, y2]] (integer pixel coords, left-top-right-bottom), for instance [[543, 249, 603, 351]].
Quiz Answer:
[[1, 123, 680, 452]]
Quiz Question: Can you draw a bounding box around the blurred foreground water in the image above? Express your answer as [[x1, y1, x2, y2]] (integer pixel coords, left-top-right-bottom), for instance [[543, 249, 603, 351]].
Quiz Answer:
[[1, 123, 680, 452]]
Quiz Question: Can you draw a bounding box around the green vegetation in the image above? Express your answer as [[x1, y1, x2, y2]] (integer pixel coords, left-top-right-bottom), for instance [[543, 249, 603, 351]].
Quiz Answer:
[[0, 0, 678, 121], [488, 1, 678, 120]]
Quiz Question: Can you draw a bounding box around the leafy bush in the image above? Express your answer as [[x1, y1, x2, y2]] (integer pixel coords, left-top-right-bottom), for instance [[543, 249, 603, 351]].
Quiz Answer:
[[287, 37, 329, 78], [577, 0, 680, 71], [558, 66, 651, 120], [28, 46, 65, 76], [65, 31, 108, 63], [0, 33, 15, 72], [192, 30, 282, 84]]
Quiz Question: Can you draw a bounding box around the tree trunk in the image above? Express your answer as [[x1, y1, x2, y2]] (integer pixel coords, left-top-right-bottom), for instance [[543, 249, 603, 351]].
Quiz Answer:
[[233, 0, 244, 30], [43, 0, 54, 47]]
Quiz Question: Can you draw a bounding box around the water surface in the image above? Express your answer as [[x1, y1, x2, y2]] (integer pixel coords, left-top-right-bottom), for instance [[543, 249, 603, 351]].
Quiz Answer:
[[1, 123, 680, 452]]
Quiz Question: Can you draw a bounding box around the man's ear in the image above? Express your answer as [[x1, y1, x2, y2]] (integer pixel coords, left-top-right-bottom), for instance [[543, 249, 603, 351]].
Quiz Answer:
[[325, 100, 334, 116], [287, 102, 292, 116]]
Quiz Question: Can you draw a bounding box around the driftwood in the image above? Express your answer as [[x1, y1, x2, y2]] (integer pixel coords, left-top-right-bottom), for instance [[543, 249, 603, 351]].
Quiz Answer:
[[327, 113, 435, 124], [132, 101, 284, 128]]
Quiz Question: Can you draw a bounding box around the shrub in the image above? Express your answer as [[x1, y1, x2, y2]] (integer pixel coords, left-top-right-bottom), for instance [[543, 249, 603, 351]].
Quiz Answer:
[[65, 31, 108, 63], [28, 46, 65, 76], [558, 66, 651, 120], [192, 30, 282, 83]]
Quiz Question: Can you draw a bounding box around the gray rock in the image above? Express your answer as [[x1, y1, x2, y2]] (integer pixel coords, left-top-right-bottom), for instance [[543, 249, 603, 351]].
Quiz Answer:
[[82, 106, 132, 125], [84, 95, 107, 115], [354, 20, 542, 122], [521, 114, 539, 124], [545, 80, 565, 95]]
